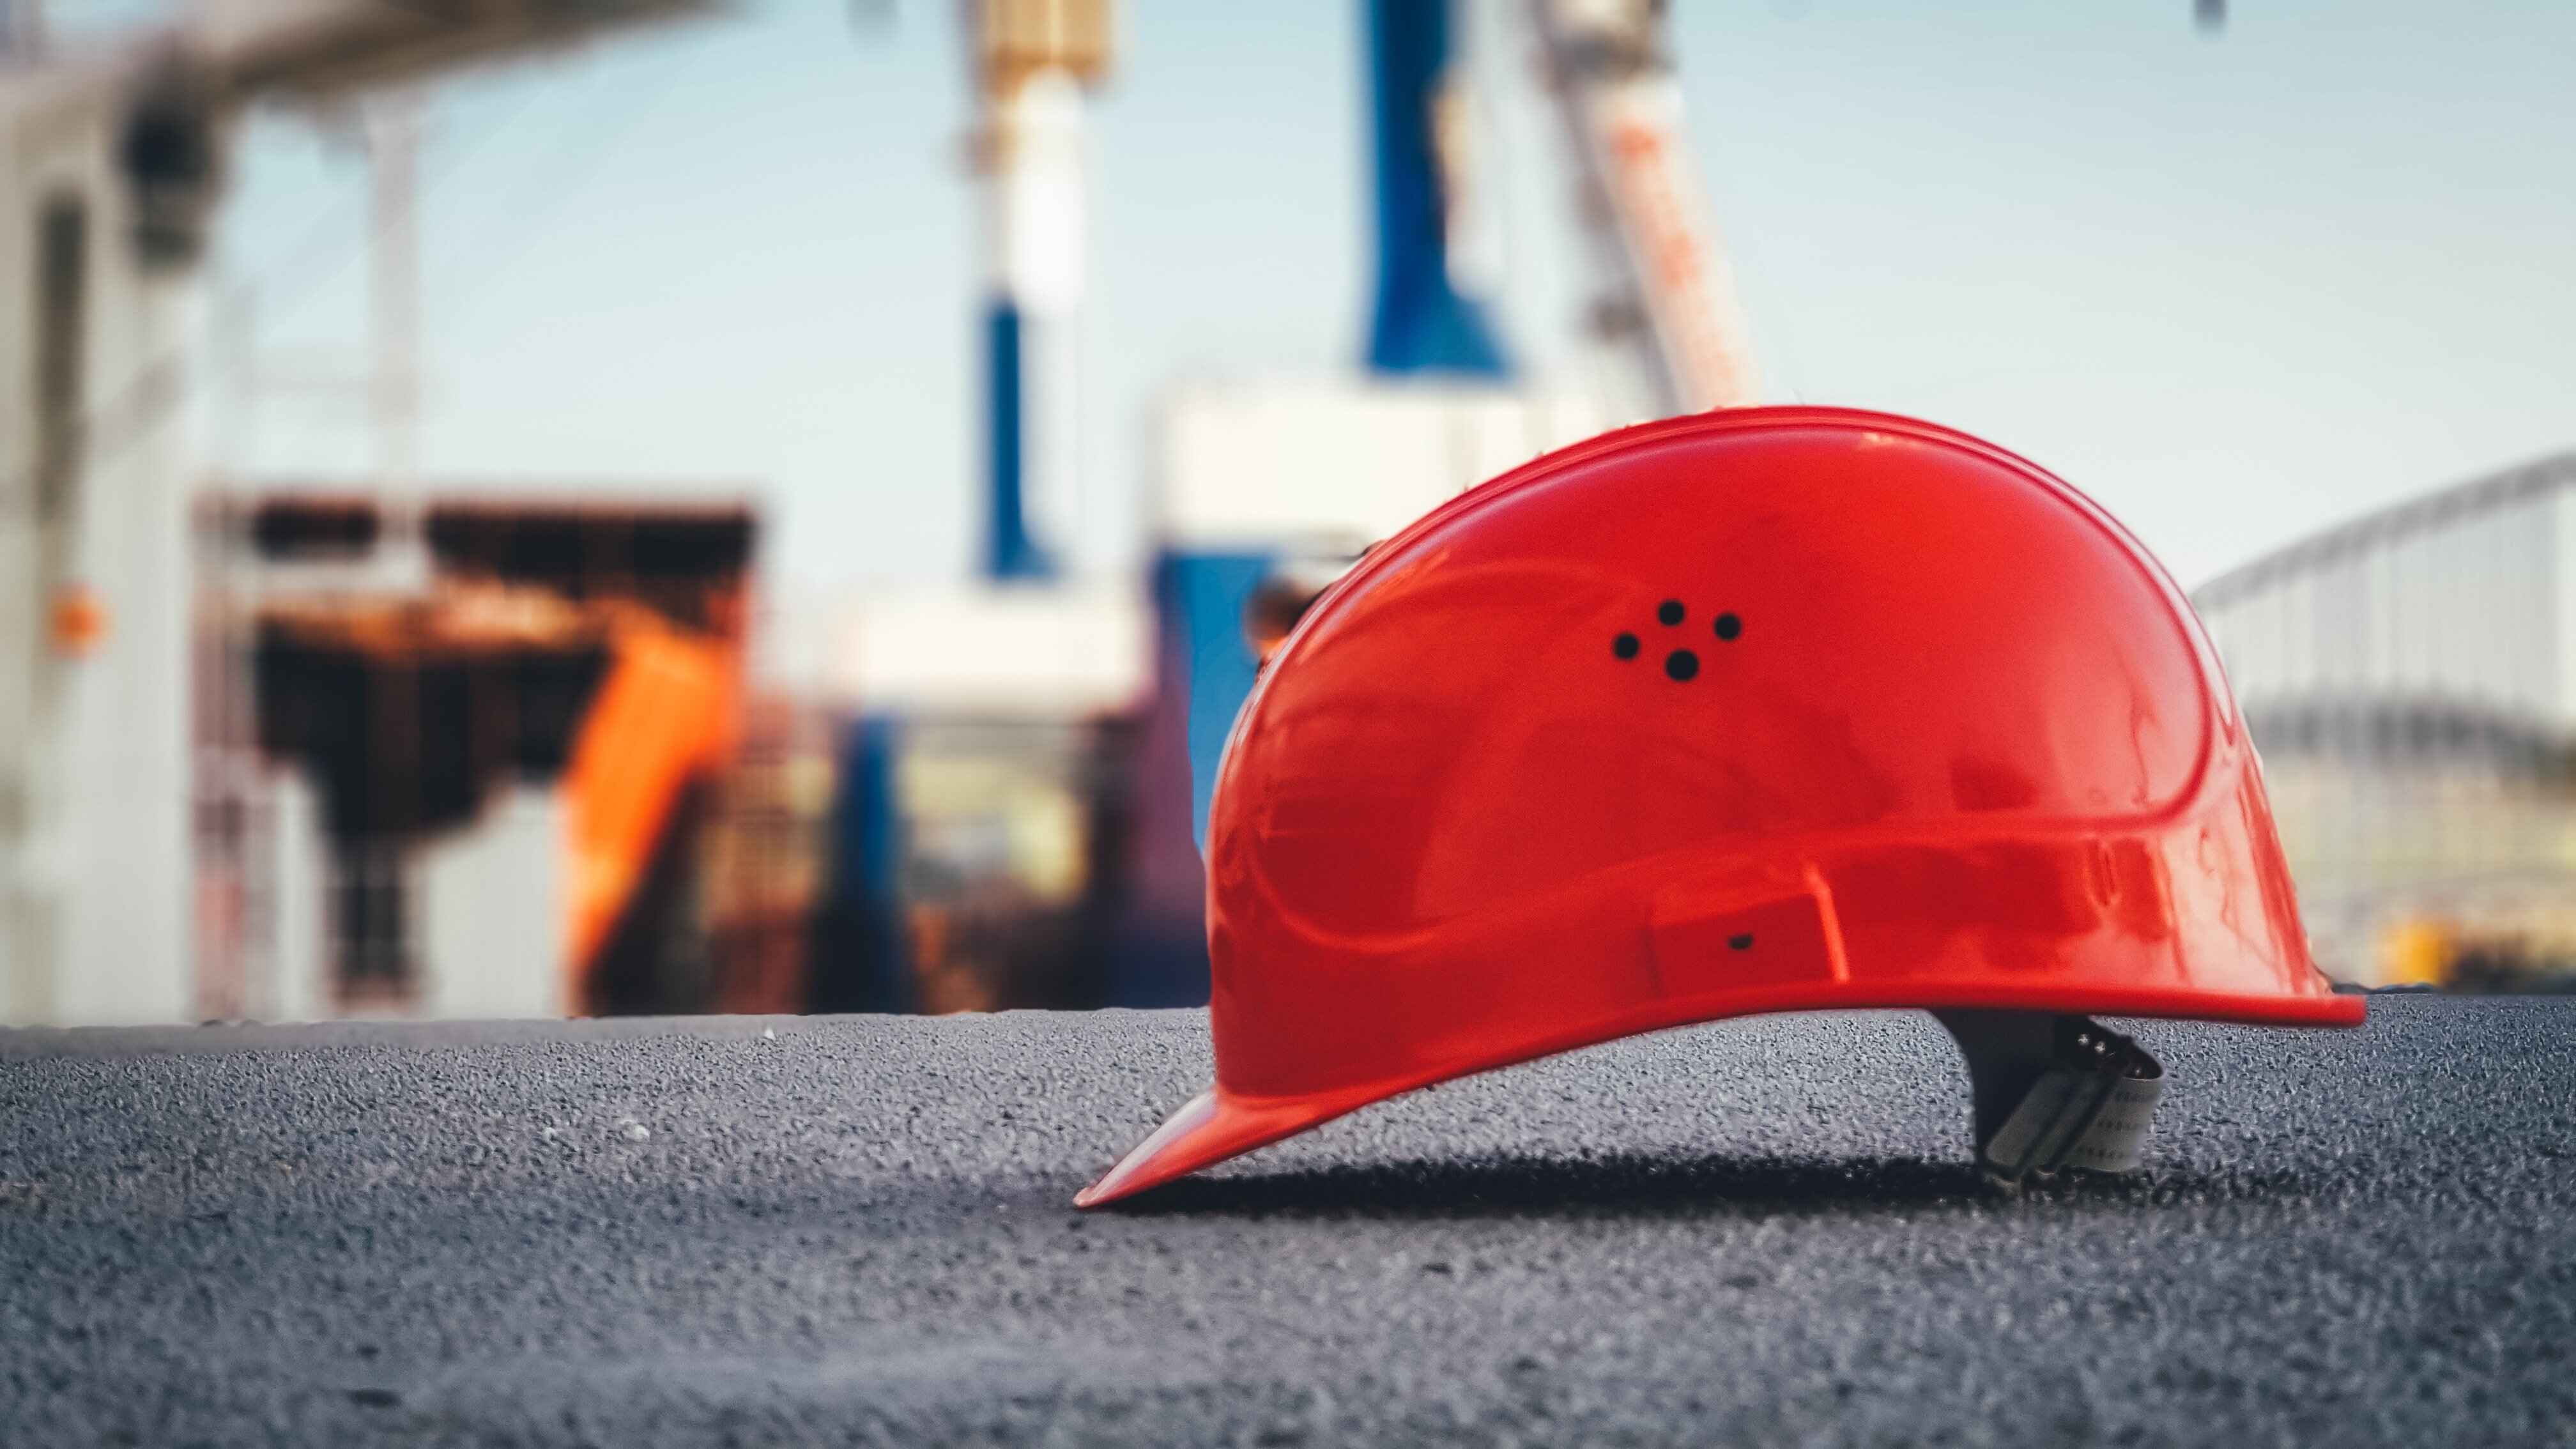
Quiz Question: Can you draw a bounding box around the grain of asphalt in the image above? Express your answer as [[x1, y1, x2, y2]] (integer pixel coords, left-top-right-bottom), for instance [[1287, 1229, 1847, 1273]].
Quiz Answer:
[[1, 997, 2570, 1447]]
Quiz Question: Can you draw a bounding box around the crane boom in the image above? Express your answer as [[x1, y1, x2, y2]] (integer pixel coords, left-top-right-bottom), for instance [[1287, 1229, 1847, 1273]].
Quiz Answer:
[[1529, 0, 1758, 415]]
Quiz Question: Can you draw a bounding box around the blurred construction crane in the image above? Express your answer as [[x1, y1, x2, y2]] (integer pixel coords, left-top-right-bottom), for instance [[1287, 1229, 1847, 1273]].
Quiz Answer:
[[962, 0, 1114, 582], [1528, 0, 1758, 415]]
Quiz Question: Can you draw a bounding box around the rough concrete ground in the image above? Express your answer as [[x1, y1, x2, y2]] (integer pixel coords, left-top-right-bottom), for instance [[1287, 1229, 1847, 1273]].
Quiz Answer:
[[2, 997, 2570, 1446]]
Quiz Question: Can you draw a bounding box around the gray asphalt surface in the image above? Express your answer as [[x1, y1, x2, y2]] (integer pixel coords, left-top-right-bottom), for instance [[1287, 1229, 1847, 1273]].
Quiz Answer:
[[2, 997, 2570, 1447]]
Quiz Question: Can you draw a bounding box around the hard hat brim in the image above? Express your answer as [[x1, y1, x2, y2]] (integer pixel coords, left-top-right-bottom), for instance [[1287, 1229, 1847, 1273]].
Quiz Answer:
[[1074, 1085, 1370, 1209]]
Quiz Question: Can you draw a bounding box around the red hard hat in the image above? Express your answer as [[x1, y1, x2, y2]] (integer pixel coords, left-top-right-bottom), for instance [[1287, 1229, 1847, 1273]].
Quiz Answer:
[[1081, 406, 2362, 1208]]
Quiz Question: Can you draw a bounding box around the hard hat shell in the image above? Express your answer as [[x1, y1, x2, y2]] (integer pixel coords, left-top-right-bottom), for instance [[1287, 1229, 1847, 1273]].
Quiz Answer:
[[1080, 406, 2361, 1208]]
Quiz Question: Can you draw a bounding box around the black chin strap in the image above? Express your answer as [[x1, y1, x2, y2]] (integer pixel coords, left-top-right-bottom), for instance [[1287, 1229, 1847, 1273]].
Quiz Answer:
[[1932, 1011, 2165, 1188]]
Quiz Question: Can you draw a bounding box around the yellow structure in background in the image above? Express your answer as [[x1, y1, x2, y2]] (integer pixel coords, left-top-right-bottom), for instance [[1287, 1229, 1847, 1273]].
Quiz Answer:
[[2379, 919, 2450, 988]]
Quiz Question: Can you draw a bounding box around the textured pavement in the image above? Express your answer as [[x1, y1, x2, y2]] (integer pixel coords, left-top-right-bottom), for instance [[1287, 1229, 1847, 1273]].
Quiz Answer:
[[3, 997, 2571, 1446]]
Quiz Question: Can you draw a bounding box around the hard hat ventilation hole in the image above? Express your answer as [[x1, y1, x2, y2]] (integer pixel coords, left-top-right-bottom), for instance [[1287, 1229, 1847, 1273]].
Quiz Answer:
[[1619, 602, 1716, 673], [1727, 933, 1754, 950]]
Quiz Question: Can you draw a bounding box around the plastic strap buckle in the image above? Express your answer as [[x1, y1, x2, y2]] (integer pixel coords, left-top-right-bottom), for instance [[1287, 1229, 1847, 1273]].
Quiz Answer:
[[1978, 1020, 2164, 1185]]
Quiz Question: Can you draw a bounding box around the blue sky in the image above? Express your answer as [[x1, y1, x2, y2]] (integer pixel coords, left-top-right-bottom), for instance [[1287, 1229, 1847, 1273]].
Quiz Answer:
[[206, 0, 2576, 646]]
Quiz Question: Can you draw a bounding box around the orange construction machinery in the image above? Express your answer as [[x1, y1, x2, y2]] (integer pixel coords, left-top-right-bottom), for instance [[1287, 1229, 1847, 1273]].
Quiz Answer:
[[561, 606, 742, 989], [222, 494, 754, 1015]]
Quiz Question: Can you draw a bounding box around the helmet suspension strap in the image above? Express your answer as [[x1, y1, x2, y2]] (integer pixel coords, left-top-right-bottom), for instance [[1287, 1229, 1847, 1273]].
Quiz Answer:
[[1933, 1010, 2166, 1190]]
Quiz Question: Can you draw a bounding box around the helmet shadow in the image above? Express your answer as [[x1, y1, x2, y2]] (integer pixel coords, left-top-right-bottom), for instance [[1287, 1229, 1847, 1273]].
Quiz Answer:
[[1100, 1151, 1993, 1219], [1094, 1151, 2310, 1220]]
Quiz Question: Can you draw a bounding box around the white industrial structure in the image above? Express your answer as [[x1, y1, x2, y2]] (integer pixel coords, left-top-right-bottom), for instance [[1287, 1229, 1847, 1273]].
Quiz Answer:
[[1160, 380, 1609, 554], [2, 1, 701, 1026], [2195, 451, 2576, 979], [0, 45, 201, 1025]]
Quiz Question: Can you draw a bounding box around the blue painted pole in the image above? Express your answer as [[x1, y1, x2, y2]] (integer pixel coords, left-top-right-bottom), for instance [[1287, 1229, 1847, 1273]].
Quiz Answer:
[[983, 300, 1053, 581], [1363, 0, 1510, 379]]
